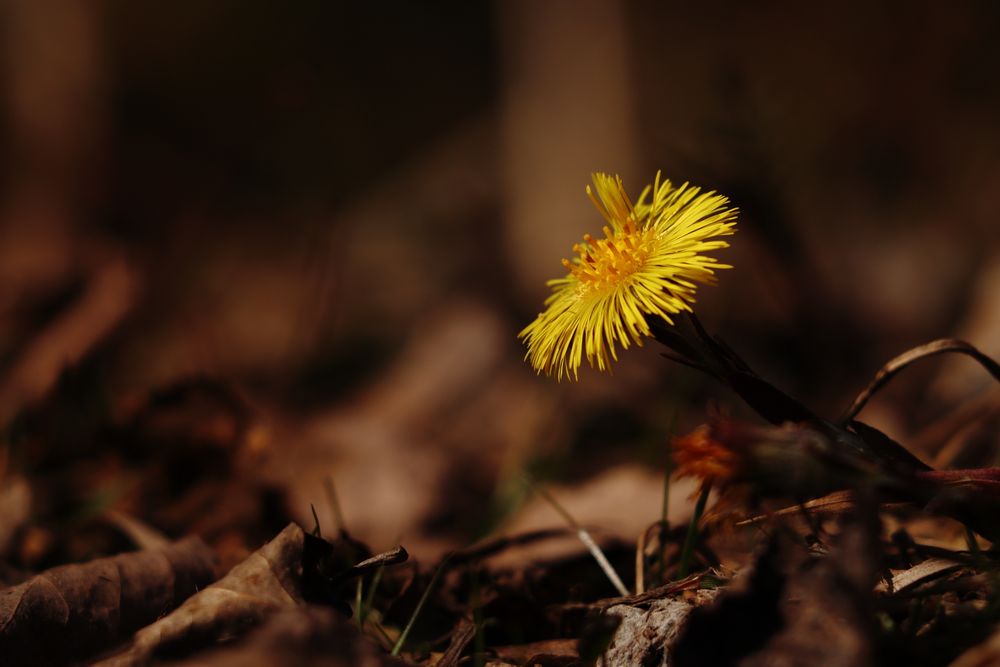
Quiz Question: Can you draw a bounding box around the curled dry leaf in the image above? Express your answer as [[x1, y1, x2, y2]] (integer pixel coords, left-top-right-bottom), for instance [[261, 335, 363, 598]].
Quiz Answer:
[[97, 523, 308, 667], [0, 535, 216, 666]]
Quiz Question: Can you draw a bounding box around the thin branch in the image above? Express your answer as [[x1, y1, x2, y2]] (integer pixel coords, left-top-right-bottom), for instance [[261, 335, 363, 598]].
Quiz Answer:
[[556, 570, 708, 611], [342, 546, 408, 580], [842, 339, 1000, 423]]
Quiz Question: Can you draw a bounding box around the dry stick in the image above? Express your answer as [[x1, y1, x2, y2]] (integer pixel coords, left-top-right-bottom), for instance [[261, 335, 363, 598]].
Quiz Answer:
[[350, 549, 404, 625], [343, 546, 408, 580], [523, 474, 630, 597], [391, 553, 453, 656], [842, 338, 1000, 423]]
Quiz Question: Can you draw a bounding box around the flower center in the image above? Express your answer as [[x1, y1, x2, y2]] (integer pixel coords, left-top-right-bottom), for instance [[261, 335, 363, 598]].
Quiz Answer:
[[563, 218, 654, 293]]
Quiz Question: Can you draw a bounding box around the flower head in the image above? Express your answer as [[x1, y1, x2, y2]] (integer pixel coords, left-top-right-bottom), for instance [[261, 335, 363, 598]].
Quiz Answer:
[[520, 172, 737, 380], [672, 424, 739, 488]]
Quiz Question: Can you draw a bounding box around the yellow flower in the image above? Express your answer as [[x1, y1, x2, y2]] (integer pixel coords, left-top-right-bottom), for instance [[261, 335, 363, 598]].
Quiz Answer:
[[519, 172, 738, 380]]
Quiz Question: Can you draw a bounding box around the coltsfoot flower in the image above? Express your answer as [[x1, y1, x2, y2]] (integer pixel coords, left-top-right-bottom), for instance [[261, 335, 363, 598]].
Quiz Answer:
[[672, 424, 739, 488], [520, 172, 738, 380]]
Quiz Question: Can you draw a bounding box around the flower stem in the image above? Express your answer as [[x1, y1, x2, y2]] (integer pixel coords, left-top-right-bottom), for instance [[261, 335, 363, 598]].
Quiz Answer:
[[677, 484, 710, 579]]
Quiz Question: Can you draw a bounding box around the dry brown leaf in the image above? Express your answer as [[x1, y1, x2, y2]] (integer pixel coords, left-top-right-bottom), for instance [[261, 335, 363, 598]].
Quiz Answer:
[[0, 535, 215, 666], [96, 523, 307, 667], [163, 605, 409, 667]]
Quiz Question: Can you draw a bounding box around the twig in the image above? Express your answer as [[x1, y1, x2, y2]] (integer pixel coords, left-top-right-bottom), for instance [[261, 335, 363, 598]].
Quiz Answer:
[[555, 570, 708, 611], [342, 546, 408, 580], [842, 338, 1000, 423], [523, 474, 630, 596]]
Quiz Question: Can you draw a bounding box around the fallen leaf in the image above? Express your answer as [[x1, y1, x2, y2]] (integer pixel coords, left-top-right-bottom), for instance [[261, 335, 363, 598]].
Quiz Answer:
[[96, 523, 308, 666], [164, 605, 409, 667], [0, 535, 216, 666]]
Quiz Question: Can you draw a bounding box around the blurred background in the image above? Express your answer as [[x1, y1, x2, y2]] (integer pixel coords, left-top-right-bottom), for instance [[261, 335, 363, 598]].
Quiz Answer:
[[1, 0, 998, 565]]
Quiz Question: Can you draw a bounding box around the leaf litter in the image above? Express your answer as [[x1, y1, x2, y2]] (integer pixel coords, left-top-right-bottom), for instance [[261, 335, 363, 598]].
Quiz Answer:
[[1, 250, 999, 667]]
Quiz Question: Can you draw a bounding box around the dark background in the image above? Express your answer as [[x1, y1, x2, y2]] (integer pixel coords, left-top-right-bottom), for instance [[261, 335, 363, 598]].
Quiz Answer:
[[1, 0, 998, 558]]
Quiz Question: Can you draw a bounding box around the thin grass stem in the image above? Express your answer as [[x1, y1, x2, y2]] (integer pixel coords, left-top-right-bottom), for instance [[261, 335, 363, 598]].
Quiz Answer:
[[353, 578, 363, 625], [391, 554, 452, 657], [677, 484, 710, 579], [523, 474, 630, 596], [360, 565, 385, 626]]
